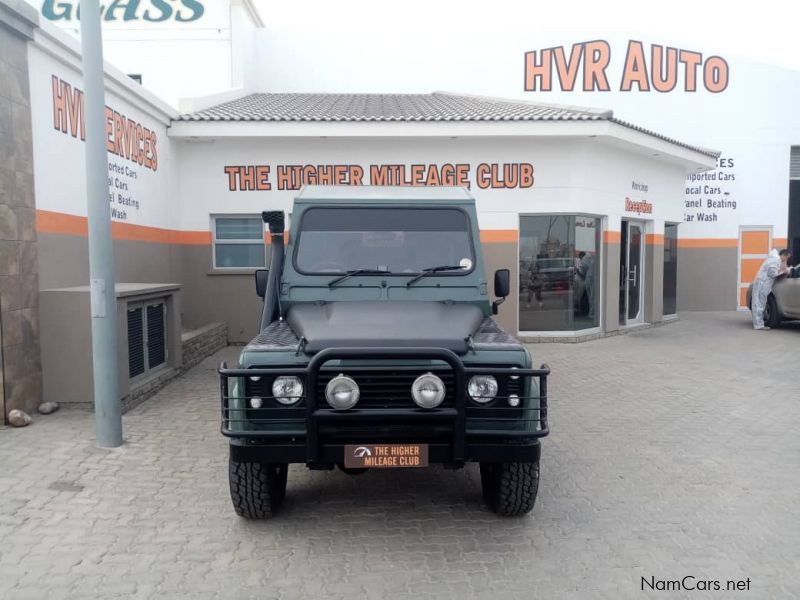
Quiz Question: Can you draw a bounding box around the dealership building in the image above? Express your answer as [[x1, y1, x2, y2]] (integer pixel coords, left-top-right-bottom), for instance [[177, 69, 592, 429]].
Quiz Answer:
[[1, 1, 797, 420]]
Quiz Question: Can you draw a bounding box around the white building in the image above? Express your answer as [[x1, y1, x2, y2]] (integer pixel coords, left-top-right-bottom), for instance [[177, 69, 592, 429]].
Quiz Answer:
[[1, 0, 798, 420]]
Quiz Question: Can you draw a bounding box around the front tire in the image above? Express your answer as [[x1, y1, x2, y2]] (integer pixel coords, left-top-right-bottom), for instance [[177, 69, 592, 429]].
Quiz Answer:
[[764, 295, 781, 328], [480, 461, 540, 516], [229, 459, 288, 519]]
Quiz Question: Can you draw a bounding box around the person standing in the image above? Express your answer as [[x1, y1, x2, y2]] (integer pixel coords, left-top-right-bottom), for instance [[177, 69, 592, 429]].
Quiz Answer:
[[751, 249, 790, 329], [577, 251, 596, 322]]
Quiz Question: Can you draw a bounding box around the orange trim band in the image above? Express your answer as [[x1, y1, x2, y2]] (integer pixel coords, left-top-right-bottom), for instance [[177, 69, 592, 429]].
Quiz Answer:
[[645, 233, 664, 245], [677, 238, 738, 249], [773, 237, 788, 247], [480, 229, 519, 244], [36, 210, 211, 245], [36, 210, 88, 237], [38, 210, 518, 247], [603, 231, 621, 244]]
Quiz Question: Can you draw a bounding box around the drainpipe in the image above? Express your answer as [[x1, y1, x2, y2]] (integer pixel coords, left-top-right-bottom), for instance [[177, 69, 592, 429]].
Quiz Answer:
[[81, 0, 122, 447]]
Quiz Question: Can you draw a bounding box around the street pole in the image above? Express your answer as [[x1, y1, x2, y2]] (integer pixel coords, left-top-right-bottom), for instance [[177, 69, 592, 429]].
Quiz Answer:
[[80, 0, 122, 447]]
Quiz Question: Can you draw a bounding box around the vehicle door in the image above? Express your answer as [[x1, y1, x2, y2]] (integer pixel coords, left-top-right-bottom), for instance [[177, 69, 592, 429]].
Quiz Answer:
[[773, 269, 800, 319]]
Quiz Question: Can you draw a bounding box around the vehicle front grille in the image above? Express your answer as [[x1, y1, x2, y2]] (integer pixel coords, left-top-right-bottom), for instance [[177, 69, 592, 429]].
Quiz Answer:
[[317, 368, 456, 409], [243, 366, 524, 409]]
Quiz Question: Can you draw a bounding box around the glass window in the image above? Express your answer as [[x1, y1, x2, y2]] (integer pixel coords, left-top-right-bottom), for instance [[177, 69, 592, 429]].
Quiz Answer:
[[212, 215, 265, 268], [519, 215, 601, 332], [295, 207, 474, 274], [663, 223, 679, 315]]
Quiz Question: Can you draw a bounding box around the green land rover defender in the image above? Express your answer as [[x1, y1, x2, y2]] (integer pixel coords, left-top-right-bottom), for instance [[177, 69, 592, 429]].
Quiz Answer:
[[219, 186, 549, 518]]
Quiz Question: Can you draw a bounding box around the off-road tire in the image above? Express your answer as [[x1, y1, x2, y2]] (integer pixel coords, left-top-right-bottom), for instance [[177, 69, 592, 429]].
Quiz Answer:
[[764, 295, 781, 328], [480, 461, 540, 517], [229, 459, 288, 519]]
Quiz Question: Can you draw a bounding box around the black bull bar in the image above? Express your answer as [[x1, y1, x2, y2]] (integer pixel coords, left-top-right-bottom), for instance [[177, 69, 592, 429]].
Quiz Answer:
[[219, 347, 550, 465]]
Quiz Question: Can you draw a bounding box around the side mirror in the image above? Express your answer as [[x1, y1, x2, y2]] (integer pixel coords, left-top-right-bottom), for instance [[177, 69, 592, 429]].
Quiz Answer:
[[492, 269, 510, 315], [255, 269, 269, 298]]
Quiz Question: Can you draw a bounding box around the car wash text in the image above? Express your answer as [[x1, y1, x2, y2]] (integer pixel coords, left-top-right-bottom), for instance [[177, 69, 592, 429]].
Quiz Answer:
[[524, 40, 729, 93]]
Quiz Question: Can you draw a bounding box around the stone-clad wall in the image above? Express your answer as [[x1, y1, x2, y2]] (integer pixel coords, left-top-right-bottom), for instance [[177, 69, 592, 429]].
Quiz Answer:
[[181, 323, 228, 372], [0, 3, 40, 421]]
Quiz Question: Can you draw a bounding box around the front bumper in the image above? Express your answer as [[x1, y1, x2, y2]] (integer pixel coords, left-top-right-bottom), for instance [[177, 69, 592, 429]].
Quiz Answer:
[[219, 346, 549, 467]]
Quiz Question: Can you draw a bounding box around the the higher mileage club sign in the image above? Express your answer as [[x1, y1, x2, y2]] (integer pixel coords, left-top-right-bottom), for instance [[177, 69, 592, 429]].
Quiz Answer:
[[223, 162, 535, 191]]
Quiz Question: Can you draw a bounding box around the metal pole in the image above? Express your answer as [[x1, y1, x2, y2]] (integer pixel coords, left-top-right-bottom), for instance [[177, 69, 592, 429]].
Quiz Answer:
[[80, 0, 122, 447]]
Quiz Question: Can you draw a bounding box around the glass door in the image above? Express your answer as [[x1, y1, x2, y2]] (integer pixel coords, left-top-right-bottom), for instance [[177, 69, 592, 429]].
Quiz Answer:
[[619, 220, 645, 325], [626, 222, 644, 323]]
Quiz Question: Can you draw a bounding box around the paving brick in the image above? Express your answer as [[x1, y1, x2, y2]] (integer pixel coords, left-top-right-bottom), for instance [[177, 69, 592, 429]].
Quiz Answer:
[[0, 312, 797, 598]]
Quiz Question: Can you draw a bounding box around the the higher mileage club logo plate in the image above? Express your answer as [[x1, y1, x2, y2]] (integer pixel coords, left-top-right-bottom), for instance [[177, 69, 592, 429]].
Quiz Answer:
[[344, 444, 429, 468]]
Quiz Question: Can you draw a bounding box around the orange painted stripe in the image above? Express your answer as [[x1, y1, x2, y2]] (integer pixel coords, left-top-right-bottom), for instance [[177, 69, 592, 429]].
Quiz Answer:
[[773, 237, 788, 247], [646, 233, 664, 245], [677, 238, 738, 249], [36, 210, 211, 245], [36, 210, 88, 236], [37, 210, 516, 247], [603, 231, 621, 244], [480, 229, 518, 244]]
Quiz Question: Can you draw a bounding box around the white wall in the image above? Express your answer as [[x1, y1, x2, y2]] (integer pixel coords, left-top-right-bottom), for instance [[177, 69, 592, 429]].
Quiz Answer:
[[252, 29, 800, 243], [27, 0, 261, 108], [27, 22, 177, 231]]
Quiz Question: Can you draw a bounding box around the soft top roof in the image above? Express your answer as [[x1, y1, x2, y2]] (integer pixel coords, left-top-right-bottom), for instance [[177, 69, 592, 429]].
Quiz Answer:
[[295, 185, 475, 204]]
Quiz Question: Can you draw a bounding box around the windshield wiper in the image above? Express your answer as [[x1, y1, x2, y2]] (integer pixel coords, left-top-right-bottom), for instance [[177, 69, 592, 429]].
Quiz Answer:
[[328, 268, 390, 288], [405, 265, 466, 287]]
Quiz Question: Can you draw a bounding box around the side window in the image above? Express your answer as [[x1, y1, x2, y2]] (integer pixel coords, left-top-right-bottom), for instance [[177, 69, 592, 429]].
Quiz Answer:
[[212, 215, 266, 269]]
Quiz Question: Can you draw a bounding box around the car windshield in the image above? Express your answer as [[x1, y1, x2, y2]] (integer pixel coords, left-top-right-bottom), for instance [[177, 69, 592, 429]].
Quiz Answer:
[[294, 207, 474, 274]]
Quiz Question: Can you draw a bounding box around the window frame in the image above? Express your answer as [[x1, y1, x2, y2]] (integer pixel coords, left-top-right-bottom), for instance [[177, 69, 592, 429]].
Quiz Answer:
[[663, 222, 680, 317], [517, 212, 605, 337], [211, 214, 267, 270], [291, 205, 477, 277]]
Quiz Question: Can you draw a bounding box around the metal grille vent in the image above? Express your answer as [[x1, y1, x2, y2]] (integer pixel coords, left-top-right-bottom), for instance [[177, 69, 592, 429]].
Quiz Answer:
[[791, 147, 800, 179], [127, 307, 145, 378], [147, 303, 166, 369]]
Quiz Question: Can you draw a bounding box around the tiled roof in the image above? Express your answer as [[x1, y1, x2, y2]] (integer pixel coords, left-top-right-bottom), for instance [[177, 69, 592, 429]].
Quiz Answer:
[[176, 92, 718, 157], [178, 92, 609, 123]]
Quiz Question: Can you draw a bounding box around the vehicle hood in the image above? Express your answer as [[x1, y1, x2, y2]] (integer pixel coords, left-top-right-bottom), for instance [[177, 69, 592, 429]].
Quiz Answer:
[[286, 301, 485, 355]]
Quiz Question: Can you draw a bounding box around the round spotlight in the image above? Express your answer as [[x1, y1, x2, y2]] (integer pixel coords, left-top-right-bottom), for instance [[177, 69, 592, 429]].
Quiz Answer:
[[249, 397, 263, 409], [411, 372, 445, 409], [325, 374, 360, 410], [249, 375, 261, 382], [272, 376, 304, 405], [468, 375, 498, 403], [508, 394, 520, 407]]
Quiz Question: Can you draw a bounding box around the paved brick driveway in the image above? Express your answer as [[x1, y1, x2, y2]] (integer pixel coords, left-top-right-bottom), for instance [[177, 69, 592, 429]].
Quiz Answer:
[[1, 312, 798, 599]]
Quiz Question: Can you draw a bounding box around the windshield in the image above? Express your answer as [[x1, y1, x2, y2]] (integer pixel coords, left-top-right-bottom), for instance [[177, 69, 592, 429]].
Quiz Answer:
[[294, 207, 475, 274]]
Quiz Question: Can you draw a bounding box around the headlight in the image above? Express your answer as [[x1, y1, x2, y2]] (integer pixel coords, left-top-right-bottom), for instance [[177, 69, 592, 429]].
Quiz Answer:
[[272, 376, 304, 405], [325, 374, 360, 410], [411, 372, 445, 409], [468, 375, 498, 403]]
